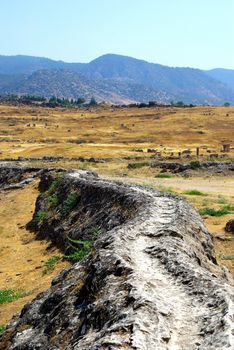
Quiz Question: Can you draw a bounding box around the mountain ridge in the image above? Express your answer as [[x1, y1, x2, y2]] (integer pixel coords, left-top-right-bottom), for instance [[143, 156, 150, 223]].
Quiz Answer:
[[0, 53, 233, 105]]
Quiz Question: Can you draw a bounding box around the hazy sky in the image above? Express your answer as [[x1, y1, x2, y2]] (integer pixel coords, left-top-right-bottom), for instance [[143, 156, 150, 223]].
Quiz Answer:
[[1, 0, 233, 69]]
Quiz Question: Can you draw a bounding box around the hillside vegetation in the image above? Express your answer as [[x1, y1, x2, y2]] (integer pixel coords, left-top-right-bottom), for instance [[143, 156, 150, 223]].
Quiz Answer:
[[0, 54, 234, 105]]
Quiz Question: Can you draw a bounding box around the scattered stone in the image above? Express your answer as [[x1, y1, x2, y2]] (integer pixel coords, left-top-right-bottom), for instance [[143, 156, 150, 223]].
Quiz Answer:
[[225, 219, 234, 234]]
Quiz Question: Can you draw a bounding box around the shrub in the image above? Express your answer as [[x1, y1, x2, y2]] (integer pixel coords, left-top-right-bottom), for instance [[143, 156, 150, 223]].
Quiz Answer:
[[190, 160, 201, 170], [36, 210, 48, 221], [62, 192, 80, 215]]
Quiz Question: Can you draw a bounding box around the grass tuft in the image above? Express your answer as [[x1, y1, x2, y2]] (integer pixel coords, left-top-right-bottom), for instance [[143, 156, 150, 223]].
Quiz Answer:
[[199, 207, 230, 217], [42, 256, 62, 275], [62, 192, 80, 215], [65, 238, 93, 262], [183, 190, 206, 196], [221, 255, 234, 260], [36, 210, 48, 222], [47, 176, 63, 196], [155, 173, 174, 178]]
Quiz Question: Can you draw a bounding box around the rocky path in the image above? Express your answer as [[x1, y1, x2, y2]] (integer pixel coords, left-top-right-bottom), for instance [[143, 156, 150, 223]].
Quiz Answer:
[[126, 192, 205, 349]]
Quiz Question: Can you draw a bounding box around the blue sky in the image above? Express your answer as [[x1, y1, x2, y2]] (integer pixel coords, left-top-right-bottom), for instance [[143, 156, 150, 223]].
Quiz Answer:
[[0, 0, 233, 69]]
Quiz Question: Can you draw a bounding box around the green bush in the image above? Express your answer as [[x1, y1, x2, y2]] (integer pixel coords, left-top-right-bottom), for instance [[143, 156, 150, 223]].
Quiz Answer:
[[62, 192, 80, 215], [190, 160, 201, 170], [0, 325, 4, 335]]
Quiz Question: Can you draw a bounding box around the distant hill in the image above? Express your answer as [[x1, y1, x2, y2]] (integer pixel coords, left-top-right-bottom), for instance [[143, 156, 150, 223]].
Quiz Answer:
[[204, 68, 234, 91], [0, 54, 233, 105]]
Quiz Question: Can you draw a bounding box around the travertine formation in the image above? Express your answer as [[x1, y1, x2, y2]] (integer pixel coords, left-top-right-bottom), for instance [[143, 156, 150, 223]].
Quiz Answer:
[[0, 168, 233, 350]]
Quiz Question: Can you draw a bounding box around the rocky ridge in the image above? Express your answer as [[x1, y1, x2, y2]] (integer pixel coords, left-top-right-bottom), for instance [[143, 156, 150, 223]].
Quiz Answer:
[[0, 167, 233, 349]]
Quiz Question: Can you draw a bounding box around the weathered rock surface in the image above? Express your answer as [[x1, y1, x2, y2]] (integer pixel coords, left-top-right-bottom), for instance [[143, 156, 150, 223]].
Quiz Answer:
[[150, 161, 234, 175], [0, 169, 234, 350], [0, 164, 42, 190], [225, 219, 234, 234]]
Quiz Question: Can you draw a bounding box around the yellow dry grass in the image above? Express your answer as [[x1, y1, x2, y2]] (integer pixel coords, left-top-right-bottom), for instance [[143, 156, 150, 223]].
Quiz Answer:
[[0, 104, 233, 159], [0, 104, 233, 326], [0, 182, 70, 325]]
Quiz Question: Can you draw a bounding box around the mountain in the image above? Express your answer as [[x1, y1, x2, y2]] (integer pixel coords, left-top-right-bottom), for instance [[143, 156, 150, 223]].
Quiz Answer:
[[0, 54, 234, 105], [205, 68, 234, 91], [0, 69, 170, 104]]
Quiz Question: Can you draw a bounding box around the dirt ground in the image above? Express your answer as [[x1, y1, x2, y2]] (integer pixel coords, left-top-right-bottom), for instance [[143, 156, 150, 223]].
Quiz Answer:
[[0, 182, 70, 325]]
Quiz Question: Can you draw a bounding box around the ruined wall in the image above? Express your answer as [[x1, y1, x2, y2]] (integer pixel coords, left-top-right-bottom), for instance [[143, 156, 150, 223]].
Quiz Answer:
[[0, 169, 233, 350]]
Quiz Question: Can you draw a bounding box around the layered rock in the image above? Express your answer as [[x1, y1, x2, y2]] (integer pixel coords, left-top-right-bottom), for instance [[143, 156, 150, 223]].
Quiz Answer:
[[0, 169, 234, 350]]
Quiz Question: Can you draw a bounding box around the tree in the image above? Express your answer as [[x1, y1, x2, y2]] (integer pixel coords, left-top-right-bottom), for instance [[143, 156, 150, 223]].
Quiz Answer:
[[89, 97, 97, 106], [76, 97, 86, 105], [223, 102, 230, 107]]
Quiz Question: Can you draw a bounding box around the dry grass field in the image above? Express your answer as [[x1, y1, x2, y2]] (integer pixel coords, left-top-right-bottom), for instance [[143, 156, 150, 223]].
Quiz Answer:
[[0, 104, 233, 161], [0, 104, 233, 327]]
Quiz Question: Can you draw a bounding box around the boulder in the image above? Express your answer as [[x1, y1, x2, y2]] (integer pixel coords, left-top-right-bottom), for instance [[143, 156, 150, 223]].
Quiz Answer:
[[225, 219, 234, 233]]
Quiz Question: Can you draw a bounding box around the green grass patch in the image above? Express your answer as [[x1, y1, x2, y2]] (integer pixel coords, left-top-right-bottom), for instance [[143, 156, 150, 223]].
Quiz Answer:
[[62, 192, 80, 215], [221, 255, 234, 260], [36, 210, 48, 222], [223, 204, 234, 211], [42, 256, 62, 275], [199, 207, 230, 217], [0, 325, 5, 334], [158, 185, 177, 194], [0, 289, 25, 304], [127, 162, 149, 169], [48, 194, 59, 208], [217, 196, 227, 204], [155, 173, 174, 178], [183, 190, 206, 196], [65, 238, 93, 262], [47, 176, 63, 195]]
